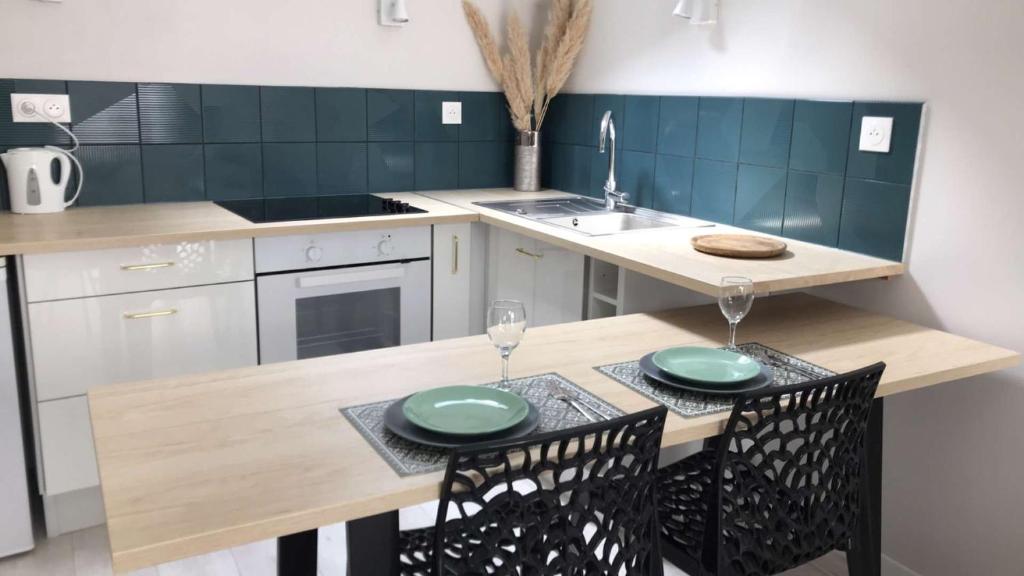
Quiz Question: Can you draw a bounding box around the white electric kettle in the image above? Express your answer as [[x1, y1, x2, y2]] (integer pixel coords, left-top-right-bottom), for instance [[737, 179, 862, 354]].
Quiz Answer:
[[1, 147, 82, 214]]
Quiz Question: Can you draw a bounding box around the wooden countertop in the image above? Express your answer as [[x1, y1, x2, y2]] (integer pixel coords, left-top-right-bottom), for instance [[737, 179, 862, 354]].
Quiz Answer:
[[420, 189, 905, 296], [88, 293, 1018, 573], [0, 193, 477, 256]]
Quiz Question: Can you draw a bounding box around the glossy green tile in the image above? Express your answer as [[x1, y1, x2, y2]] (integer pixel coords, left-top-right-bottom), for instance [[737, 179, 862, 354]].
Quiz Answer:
[[415, 91, 459, 142], [546, 94, 593, 146], [0, 80, 70, 145], [789, 100, 852, 174], [204, 143, 262, 200], [653, 154, 694, 215], [74, 145, 143, 206], [263, 143, 316, 197], [202, 85, 261, 143], [368, 142, 414, 191], [261, 87, 315, 142], [459, 141, 512, 189], [415, 142, 459, 190], [658, 97, 698, 158], [846, 102, 922, 186], [691, 159, 737, 224], [317, 143, 368, 195], [315, 88, 366, 142], [138, 84, 202, 144], [622, 96, 659, 153], [838, 178, 910, 261], [589, 145, 621, 199], [68, 82, 140, 144], [735, 165, 787, 234], [367, 89, 414, 142], [782, 171, 844, 246], [459, 92, 502, 141], [618, 150, 656, 208], [696, 98, 743, 162], [547, 143, 591, 195], [141, 144, 204, 202], [590, 95, 624, 149], [739, 98, 793, 168]]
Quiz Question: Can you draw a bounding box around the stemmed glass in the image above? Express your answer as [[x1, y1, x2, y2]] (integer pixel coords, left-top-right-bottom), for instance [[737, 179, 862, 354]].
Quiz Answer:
[[487, 300, 527, 387], [719, 276, 754, 351]]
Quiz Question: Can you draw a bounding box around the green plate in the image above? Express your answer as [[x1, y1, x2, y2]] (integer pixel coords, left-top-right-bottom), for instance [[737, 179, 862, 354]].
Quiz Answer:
[[651, 347, 761, 385], [402, 385, 530, 436]]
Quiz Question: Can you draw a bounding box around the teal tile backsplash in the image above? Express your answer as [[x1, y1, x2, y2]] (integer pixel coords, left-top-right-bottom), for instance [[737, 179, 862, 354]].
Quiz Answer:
[[542, 92, 922, 261], [0, 78, 515, 212]]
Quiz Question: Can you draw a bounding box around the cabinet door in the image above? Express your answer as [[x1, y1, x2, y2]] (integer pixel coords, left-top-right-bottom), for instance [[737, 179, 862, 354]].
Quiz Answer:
[[38, 396, 98, 495], [486, 227, 537, 314], [433, 223, 472, 340], [29, 281, 257, 401], [532, 239, 585, 326]]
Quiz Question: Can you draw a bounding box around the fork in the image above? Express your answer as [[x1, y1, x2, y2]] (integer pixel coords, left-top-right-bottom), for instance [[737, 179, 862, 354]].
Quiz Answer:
[[546, 382, 599, 422]]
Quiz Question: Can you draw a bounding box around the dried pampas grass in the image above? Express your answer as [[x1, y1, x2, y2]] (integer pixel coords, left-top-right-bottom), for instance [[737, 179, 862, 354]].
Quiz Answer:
[[463, 0, 593, 132]]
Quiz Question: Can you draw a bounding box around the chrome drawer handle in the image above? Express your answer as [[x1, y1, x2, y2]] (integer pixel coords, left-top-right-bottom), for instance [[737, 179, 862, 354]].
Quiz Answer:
[[120, 262, 175, 271], [452, 235, 460, 275], [123, 308, 178, 320], [515, 247, 544, 260]]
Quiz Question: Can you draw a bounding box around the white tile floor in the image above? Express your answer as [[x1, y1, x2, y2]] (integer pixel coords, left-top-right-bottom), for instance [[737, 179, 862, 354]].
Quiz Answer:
[[0, 504, 844, 575]]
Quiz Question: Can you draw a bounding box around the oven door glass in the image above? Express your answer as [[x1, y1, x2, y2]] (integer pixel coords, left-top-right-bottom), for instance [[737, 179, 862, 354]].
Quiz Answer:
[[295, 288, 400, 359], [257, 260, 431, 364]]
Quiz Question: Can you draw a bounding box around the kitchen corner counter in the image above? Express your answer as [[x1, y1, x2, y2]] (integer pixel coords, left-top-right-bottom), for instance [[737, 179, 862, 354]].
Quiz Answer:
[[0, 193, 477, 256], [419, 189, 905, 296]]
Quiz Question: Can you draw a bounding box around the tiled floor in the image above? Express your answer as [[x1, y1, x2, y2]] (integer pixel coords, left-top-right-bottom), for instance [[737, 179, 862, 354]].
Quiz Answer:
[[0, 503, 844, 575]]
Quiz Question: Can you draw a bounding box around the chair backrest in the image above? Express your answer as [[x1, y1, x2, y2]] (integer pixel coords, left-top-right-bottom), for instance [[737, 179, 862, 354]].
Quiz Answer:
[[707, 362, 885, 576], [433, 405, 668, 576]]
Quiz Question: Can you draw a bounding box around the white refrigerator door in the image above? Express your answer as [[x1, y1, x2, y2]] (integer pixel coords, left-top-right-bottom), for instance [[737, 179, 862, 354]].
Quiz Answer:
[[0, 266, 35, 557]]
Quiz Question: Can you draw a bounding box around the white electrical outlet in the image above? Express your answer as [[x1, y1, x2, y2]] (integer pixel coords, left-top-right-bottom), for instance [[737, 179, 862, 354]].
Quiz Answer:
[[442, 101, 462, 125], [10, 93, 71, 123], [859, 116, 893, 153]]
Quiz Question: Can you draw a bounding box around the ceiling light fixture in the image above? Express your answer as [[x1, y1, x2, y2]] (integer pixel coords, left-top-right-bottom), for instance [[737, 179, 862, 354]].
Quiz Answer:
[[673, 0, 719, 25]]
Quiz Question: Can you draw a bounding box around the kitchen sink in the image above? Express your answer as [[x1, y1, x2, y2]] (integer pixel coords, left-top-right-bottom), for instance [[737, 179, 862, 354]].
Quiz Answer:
[[474, 196, 714, 236]]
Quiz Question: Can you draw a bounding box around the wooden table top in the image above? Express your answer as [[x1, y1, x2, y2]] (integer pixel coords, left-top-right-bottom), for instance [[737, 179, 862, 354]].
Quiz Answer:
[[87, 293, 1017, 573], [420, 189, 905, 296]]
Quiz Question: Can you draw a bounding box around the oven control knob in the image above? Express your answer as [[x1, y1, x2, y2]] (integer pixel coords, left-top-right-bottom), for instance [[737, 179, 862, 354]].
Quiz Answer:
[[305, 245, 323, 263], [377, 238, 394, 257]]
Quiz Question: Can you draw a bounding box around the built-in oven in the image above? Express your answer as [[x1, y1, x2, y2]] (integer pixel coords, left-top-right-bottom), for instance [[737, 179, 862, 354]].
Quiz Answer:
[[254, 226, 432, 364]]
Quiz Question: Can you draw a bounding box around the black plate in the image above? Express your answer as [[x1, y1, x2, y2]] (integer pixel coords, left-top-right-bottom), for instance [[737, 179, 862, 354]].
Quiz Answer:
[[383, 395, 541, 448], [638, 352, 773, 395]]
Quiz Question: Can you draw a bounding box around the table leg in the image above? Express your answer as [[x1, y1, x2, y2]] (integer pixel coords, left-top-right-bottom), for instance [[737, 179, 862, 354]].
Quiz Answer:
[[277, 529, 318, 576], [347, 510, 400, 576], [849, 396, 883, 576]]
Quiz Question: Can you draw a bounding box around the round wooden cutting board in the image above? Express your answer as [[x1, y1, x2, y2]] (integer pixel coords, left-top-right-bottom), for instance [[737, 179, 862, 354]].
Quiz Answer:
[[691, 234, 787, 258]]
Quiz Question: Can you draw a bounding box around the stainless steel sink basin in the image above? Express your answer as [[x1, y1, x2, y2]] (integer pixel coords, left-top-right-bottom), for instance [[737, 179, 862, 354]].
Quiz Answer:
[[543, 212, 680, 235], [474, 195, 714, 236]]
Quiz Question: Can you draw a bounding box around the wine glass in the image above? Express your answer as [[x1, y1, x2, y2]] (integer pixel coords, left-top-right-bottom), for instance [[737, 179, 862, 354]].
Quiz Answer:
[[719, 276, 754, 351], [487, 300, 527, 387]]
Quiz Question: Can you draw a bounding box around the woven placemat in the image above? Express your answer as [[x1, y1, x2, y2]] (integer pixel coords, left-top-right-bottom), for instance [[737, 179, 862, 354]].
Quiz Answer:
[[595, 343, 835, 419], [340, 372, 624, 477]]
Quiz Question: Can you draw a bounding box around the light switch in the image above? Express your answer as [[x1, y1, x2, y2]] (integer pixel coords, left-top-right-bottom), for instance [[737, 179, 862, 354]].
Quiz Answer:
[[859, 116, 893, 153], [442, 101, 462, 125]]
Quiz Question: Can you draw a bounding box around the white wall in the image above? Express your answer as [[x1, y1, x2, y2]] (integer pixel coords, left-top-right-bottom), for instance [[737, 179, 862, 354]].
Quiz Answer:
[[0, 0, 539, 89], [2, 1, 1021, 573], [567, 2, 1023, 575]]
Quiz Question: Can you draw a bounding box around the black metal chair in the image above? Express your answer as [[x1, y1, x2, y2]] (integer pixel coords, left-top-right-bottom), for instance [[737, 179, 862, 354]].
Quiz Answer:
[[658, 362, 885, 576], [398, 405, 669, 575]]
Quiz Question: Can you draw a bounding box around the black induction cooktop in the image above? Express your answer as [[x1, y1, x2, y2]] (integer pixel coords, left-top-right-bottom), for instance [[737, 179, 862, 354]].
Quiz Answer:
[[215, 195, 426, 223]]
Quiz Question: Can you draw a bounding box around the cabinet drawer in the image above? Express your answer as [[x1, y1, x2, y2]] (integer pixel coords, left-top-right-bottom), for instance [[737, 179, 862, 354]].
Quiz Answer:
[[38, 396, 98, 495], [23, 239, 254, 302], [29, 282, 257, 401]]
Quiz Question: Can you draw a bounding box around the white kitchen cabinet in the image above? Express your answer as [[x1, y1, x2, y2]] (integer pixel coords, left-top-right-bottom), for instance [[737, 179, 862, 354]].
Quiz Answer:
[[486, 227, 584, 328], [23, 238, 254, 302], [37, 396, 98, 496], [29, 281, 258, 401], [432, 223, 487, 340]]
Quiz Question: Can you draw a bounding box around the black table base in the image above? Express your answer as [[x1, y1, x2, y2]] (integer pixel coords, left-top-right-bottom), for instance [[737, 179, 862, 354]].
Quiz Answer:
[[277, 529, 317, 576]]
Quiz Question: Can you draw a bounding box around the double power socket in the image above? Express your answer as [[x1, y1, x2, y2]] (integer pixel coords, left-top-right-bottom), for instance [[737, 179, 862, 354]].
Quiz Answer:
[[9, 93, 72, 123]]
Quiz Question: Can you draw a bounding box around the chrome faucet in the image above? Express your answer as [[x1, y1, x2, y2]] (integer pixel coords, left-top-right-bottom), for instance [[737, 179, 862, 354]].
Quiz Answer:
[[599, 110, 627, 211]]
